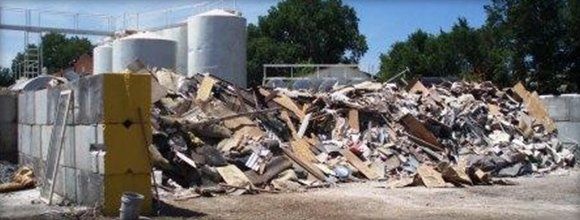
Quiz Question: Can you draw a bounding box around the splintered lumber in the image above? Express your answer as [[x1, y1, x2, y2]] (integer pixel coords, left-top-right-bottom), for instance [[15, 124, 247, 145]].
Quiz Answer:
[[348, 109, 360, 132], [196, 76, 217, 102], [340, 149, 380, 180], [399, 114, 445, 151], [280, 111, 298, 139], [291, 139, 318, 163], [259, 88, 305, 120], [216, 165, 251, 187], [296, 113, 312, 138], [280, 146, 326, 182]]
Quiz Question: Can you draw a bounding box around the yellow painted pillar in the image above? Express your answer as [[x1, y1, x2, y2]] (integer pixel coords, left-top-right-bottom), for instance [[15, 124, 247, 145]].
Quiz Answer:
[[101, 74, 152, 216]]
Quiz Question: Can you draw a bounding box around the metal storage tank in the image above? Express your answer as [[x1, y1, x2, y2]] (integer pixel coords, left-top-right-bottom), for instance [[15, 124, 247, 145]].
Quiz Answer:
[[187, 9, 247, 87], [93, 43, 112, 74], [157, 25, 188, 75], [112, 32, 177, 72]]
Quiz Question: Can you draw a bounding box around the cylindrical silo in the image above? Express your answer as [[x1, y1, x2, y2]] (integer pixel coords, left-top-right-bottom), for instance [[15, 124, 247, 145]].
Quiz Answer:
[[112, 32, 177, 72], [188, 9, 247, 87], [93, 43, 112, 74], [158, 25, 188, 75]]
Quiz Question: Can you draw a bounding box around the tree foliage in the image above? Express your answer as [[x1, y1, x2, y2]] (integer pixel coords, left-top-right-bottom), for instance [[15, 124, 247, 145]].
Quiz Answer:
[[247, 0, 368, 87], [11, 32, 93, 75], [378, 0, 579, 94], [0, 67, 14, 87]]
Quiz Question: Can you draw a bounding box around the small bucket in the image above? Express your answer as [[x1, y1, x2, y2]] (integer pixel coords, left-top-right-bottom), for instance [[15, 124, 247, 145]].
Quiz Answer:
[[119, 192, 144, 220]]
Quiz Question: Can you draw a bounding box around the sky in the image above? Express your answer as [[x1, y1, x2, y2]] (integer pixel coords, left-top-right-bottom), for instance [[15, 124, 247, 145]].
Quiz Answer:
[[0, 0, 488, 74]]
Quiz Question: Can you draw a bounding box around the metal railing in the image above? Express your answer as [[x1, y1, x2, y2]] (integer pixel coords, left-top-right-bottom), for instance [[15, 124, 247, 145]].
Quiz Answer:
[[0, 0, 236, 79], [262, 64, 361, 85]]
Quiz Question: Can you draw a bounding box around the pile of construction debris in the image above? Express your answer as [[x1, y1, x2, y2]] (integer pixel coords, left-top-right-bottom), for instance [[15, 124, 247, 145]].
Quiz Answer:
[[0, 161, 17, 184], [143, 67, 575, 196], [0, 166, 35, 193]]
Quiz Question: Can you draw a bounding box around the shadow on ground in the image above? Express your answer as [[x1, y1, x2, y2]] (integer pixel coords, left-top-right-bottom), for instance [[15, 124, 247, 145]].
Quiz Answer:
[[155, 199, 207, 218]]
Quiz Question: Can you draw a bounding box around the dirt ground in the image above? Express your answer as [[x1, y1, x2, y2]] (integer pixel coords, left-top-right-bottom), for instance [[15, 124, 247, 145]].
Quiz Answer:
[[166, 169, 580, 220], [1, 169, 579, 219]]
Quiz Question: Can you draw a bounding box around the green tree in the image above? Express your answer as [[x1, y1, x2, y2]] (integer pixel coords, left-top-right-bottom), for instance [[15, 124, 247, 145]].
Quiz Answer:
[[379, 0, 578, 93], [485, 0, 571, 93], [378, 19, 487, 81], [11, 32, 93, 76], [0, 67, 14, 87], [247, 0, 368, 87]]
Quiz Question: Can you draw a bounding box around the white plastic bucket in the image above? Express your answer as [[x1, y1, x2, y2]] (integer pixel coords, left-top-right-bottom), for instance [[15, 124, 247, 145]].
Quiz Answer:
[[119, 192, 144, 220]]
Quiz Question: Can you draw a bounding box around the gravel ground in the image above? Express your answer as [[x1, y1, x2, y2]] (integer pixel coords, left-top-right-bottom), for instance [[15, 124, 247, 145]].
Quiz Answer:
[[166, 169, 580, 220], [1, 169, 578, 219]]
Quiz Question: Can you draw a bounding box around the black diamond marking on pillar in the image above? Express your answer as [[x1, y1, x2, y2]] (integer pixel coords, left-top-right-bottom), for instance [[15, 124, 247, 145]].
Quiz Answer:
[[123, 119, 133, 129]]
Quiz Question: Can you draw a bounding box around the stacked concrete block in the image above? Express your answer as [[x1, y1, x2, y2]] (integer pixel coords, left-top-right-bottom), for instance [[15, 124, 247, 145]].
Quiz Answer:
[[541, 94, 580, 141], [31, 125, 42, 158], [540, 94, 580, 164], [15, 74, 151, 215], [40, 125, 53, 161], [0, 91, 18, 163]]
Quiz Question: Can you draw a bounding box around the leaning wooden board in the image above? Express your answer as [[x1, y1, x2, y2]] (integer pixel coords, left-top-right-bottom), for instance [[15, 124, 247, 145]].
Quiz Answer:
[[340, 149, 381, 180]]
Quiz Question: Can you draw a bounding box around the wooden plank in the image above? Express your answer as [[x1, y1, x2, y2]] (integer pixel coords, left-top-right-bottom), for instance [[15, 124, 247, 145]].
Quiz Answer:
[[340, 149, 380, 180], [280, 111, 298, 139], [415, 164, 446, 188], [44, 90, 72, 205], [296, 113, 312, 138], [216, 165, 251, 187], [259, 88, 305, 120], [348, 109, 360, 132], [280, 147, 326, 181], [399, 114, 445, 151], [196, 76, 217, 102], [291, 139, 318, 163], [302, 103, 310, 113]]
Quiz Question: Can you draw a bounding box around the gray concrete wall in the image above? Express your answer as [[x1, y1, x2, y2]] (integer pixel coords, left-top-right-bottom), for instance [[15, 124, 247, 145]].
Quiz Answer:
[[17, 75, 108, 206], [540, 94, 580, 141], [540, 94, 580, 164], [0, 91, 18, 163]]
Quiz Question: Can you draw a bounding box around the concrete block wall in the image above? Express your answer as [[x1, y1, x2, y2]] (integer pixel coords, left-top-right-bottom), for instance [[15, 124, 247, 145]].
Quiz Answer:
[[540, 94, 580, 141], [540, 94, 580, 164], [16, 74, 152, 216], [18, 80, 107, 206], [0, 91, 18, 163]]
